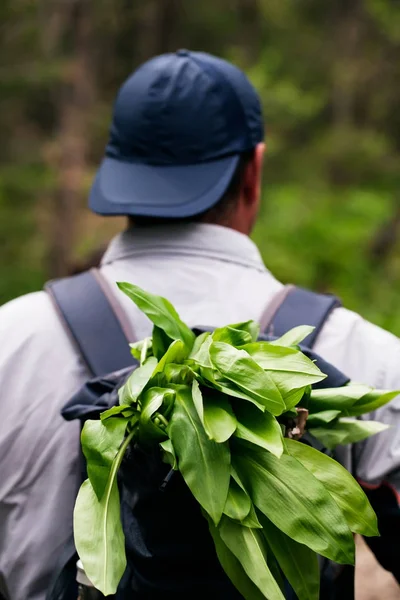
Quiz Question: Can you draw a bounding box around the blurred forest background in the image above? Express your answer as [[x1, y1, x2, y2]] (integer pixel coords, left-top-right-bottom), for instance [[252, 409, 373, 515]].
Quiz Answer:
[[1, 0, 400, 333]]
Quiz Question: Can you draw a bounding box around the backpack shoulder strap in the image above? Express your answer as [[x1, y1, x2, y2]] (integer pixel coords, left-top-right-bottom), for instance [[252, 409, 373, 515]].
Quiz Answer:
[[45, 268, 135, 377], [262, 285, 342, 349]]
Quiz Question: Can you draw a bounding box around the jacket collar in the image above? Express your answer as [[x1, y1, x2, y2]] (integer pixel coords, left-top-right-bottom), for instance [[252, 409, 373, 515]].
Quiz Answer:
[[101, 223, 267, 272]]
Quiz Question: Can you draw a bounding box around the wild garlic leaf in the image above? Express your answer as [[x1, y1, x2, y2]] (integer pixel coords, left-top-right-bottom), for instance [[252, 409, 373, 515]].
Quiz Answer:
[[344, 390, 400, 417], [139, 387, 174, 442], [129, 336, 152, 363], [270, 325, 315, 348], [203, 392, 237, 443], [224, 477, 252, 522], [212, 325, 253, 347], [241, 503, 263, 529], [243, 342, 325, 394], [307, 384, 373, 413], [169, 385, 230, 525], [230, 467, 262, 530], [233, 401, 284, 457], [119, 356, 158, 405], [152, 325, 172, 360], [117, 282, 195, 350], [74, 479, 126, 596], [188, 332, 213, 369], [163, 363, 194, 385], [74, 429, 134, 595], [219, 516, 285, 600], [207, 518, 267, 600], [151, 339, 188, 382], [229, 320, 260, 343], [191, 379, 204, 423], [232, 441, 355, 564], [160, 438, 178, 470], [282, 387, 308, 411], [209, 342, 285, 416], [286, 439, 379, 536], [198, 369, 267, 412], [306, 410, 341, 426], [309, 418, 390, 450], [259, 513, 320, 600], [100, 404, 136, 421], [81, 418, 128, 500]]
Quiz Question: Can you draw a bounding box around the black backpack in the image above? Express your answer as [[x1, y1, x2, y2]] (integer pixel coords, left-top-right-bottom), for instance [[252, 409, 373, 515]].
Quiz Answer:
[[45, 269, 355, 600]]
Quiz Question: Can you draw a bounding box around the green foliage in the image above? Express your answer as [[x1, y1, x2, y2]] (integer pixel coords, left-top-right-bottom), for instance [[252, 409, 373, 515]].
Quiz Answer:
[[2, 1, 400, 342], [259, 515, 320, 600], [74, 283, 395, 597], [286, 439, 378, 537]]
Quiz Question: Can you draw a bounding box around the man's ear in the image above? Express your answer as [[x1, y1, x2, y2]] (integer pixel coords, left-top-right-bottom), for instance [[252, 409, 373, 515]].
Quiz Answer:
[[242, 143, 265, 206]]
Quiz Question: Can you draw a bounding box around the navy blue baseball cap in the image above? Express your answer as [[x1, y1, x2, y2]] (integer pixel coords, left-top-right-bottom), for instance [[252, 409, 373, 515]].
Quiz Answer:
[[89, 50, 264, 218]]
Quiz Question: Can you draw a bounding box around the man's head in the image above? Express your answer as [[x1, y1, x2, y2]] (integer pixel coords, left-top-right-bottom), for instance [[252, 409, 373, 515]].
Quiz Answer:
[[89, 50, 265, 235]]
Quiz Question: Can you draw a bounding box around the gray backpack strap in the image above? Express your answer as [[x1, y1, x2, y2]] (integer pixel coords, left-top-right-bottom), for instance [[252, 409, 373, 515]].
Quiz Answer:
[[262, 285, 342, 349], [45, 269, 135, 377]]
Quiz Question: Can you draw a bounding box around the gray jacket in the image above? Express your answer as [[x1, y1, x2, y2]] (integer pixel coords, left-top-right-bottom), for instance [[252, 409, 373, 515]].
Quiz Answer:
[[0, 224, 399, 600]]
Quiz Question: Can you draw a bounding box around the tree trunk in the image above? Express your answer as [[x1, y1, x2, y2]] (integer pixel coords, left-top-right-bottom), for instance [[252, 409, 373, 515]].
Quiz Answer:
[[45, 0, 94, 278]]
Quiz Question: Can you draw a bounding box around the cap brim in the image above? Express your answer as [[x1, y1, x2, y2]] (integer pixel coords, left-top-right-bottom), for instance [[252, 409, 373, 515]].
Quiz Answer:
[[89, 154, 240, 218]]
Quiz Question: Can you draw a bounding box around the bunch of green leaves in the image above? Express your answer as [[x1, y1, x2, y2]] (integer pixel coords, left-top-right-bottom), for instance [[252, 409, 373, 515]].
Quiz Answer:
[[74, 282, 395, 598]]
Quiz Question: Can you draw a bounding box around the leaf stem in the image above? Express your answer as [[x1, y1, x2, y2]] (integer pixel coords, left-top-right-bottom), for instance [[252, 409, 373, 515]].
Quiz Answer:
[[156, 413, 169, 428], [115, 426, 137, 472]]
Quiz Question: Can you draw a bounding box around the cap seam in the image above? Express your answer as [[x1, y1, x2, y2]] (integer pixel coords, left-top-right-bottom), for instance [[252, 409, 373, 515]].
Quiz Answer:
[[189, 54, 252, 148]]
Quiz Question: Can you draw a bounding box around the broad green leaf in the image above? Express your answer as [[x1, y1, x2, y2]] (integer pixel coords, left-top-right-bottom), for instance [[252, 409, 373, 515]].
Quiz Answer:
[[81, 418, 128, 500], [241, 502, 263, 529], [261, 533, 286, 595], [152, 339, 188, 377], [207, 518, 267, 600], [213, 325, 253, 347], [140, 336, 152, 364], [192, 379, 204, 423], [169, 385, 230, 525], [119, 357, 158, 405], [232, 442, 355, 564], [270, 325, 315, 348], [228, 320, 260, 342], [100, 404, 136, 421], [282, 387, 308, 411], [243, 342, 325, 394], [139, 387, 174, 442], [231, 467, 262, 529], [152, 325, 172, 360], [224, 478, 252, 521], [203, 393, 237, 442], [163, 363, 194, 385], [309, 418, 390, 450], [306, 410, 341, 426], [307, 384, 373, 413], [74, 480, 125, 596], [286, 439, 379, 536], [259, 513, 320, 600], [160, 438, 178, 470], [117, 282, 195, 350], [345, 390, 399, 417], [219, 516, 285, 600], [129, 336, 152, 363], [199, 370, 266, 412], [188, 332, 213, 368], [233, 401, 284, 457], [209, 342, 285, 416], [74, 429, 134, 595]]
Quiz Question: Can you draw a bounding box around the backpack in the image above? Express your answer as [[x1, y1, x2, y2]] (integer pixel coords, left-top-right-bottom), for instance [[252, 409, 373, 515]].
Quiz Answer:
[[45, 269, 353, 600]]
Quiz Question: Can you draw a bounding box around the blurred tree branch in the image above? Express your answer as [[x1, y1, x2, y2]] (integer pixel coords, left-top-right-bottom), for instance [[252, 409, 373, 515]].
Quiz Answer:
[[369, 201, 400, 265], [42, 0, 95, 277]]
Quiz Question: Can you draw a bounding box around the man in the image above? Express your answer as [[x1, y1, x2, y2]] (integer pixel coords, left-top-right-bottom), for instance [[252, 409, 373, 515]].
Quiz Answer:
[[0, 50, 399, 600]]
